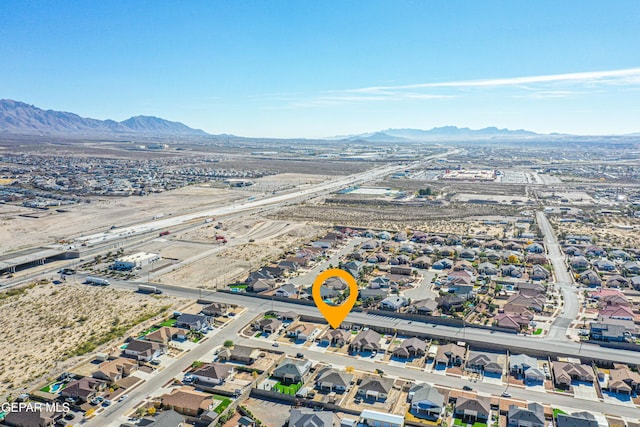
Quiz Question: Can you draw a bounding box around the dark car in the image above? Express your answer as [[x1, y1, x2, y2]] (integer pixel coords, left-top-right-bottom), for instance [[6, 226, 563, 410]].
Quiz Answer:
[[296, 352, 304, 358], [463, 385, 473, 391]]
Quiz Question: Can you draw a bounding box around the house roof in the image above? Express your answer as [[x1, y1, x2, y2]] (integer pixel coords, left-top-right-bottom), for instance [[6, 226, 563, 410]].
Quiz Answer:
[[145, 326, 189, 343], [273, 359, 312, 379], [351, 329, 382, 348], [410, 383, 444, 407], [126, 339, 165, 353], [62, 377, 105, 398], [276, 283, 298, 294], [455, 396, 491, 416], [608, 368, 640, 392], [436, 343, 466, 362], [359, 376, 394, 394], [193, 362, 232, 381], [411, 298, 439, 312], [552, 361, 595, 383], [316, 368, 354, 388], [556, 412, 598, 427], [508, 403, 544, 424], [176, 313, 208, 325], [289, 408, 338, 427], [145, 409, 186, 427], [93, 357, 137, 379], [3, 407, 64, 426], [397, 337, 427, 352], [320, 328, 350, 342], [161, 386, 213, 413], [510, 354, 537, 369]]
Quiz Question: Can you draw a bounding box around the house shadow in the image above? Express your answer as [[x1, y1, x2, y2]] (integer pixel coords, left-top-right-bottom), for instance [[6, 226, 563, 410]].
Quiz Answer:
[[602, 391, 633, 402]]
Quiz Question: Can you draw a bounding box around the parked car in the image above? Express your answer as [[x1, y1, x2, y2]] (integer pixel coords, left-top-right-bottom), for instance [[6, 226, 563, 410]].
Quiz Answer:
[[118, 394, 128, 402], [501, 392, 512, 398], [463, 385, 473, 391], [272, 342, 279, 347], [296, 352, 304, 358], [102, 399, 112, 407]]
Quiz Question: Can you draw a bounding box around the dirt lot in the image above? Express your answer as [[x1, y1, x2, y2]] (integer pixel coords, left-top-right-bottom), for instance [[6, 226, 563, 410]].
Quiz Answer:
[[157, 217, 326, 288], [552, 216, 640, 248], [0, 282, 186, 400], [272, 201, 522, 233], [0, 185, 244, 255]]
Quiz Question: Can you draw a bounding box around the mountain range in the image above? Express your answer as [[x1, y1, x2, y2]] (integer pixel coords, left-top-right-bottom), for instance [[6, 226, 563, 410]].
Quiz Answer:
[[0, 99, 207, 136], [336, 126, 539, 142]]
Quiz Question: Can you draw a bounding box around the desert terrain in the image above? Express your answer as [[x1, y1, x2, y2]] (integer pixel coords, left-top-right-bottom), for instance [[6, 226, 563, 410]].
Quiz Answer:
[[0, 282, 187, 399]]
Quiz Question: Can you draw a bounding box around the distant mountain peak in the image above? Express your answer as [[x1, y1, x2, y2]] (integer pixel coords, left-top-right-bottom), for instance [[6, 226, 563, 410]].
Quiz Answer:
[[0, 99, 208, 136], [336, 126, 538, 141]]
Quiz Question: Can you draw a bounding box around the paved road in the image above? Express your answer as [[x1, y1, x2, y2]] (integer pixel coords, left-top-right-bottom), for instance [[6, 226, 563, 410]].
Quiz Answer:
[[536, 211, 581, 342]]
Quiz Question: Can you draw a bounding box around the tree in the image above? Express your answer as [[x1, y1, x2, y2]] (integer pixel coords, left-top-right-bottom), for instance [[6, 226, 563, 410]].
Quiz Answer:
[[147, 406, 156, 415], [345, 366, 354, 373], [223, 340, 234, 347]]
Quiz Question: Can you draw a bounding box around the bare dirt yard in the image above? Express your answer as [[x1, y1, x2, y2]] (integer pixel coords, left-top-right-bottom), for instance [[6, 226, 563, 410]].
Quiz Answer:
[[0, 282, 187, 400]]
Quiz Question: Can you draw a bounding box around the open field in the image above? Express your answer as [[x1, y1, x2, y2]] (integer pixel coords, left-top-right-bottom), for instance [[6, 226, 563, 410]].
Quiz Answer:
[[0, 282, 187, 400], [156, 217, 326, 288], [271, 201, 522, 230], [0, 185, 245, 255], [552, 216, 640, 247]]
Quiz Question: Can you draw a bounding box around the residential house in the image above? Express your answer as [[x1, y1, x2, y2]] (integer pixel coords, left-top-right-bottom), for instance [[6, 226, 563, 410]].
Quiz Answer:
[[459, 248, 476, 261], [2, 407, 64, 427], [369, 276, 395, 289], [315, 368, 353, 393], [502, 264, 523, 278], [531, 265, 550, 281], [495, 313, 530, 331], [288, 409, 339, 427], [523, 367, 546, 383], [585, 246, 606, 258], [145, 327, 189, 345], [556, 412, 598, 427], [570, 256, 589, 271], [435, 343, 466, 367], [161, 386, 215, 417], [217, 345, 262, 364], [175, 313, 211, 331], [392, 337, 427, 359], [605, 275, 629, 288], [343, 261, 362, 278], [278, 259, 300, 272], [563, 246, 581, 256], [632, 276, 640, 290], [525, 243, 544, 253], [391, 255, 411, 266], [246, 268, 276, 284], [92, 357, 138, 382], [611, 249, 631, 260], [607, 367, 640, 394], [380, 295, 408, 311], [477, 262, 499, 276], [272, 359, 312, 384], [359, 410, 404, 427], [432, 258, 453, 270], [192, 362, 233, 387], [507, 403, 545, 427], [140, 410, 185, 427], [201, 302, 231, 317], [485, 240, 504, 250], [361, 240, 378, 250], [589, 322, 630, 342], [599, 305, 635, 320], [359, 288, 389, 302], [509, 354, 537, 377], [504, 293, 545, 313], [319, 329, 350, 347], [466, 351, 503, 375], [448, 269, 475, 282], [623, 261, 640, 275], [437, 294, 465, 313], [357, 376, 394, 401], [552, 361, 595, 387], [275, 283, 298, 298], [255, 318, 282, 334], [409, 383, 445, 420], [349, 329, 382, 353], [61, 377, 106, 403], [412, 256, 433, 269], [593, 259, 616, 272], [124, 339, 167, 362], [286, 323, 317, 341], [527, 253, 547, 265], [454, 396, 491, 423], [408, 298, 439, 316], [390, 265, 413, 276], [247, 278, 276, 293]]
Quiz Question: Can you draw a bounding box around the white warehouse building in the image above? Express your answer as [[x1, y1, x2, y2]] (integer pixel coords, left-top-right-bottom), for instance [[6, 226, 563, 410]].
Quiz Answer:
[[113, 252, 160, 271]]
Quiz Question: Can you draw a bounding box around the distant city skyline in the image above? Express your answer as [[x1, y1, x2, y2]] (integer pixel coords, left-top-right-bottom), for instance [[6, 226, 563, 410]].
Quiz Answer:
[[1, 1, 639, 138]]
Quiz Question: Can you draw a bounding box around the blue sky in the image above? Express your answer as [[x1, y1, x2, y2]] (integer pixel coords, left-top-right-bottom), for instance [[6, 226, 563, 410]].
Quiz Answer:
[[1, 1, 639, 137]]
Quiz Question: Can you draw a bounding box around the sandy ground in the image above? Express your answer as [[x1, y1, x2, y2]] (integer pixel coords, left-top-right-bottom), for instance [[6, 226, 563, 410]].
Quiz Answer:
[[0, 185, 244, 255], [156, 217, 326, 288], [0, 282, 186, 400], [552, 217, 640, 247]]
